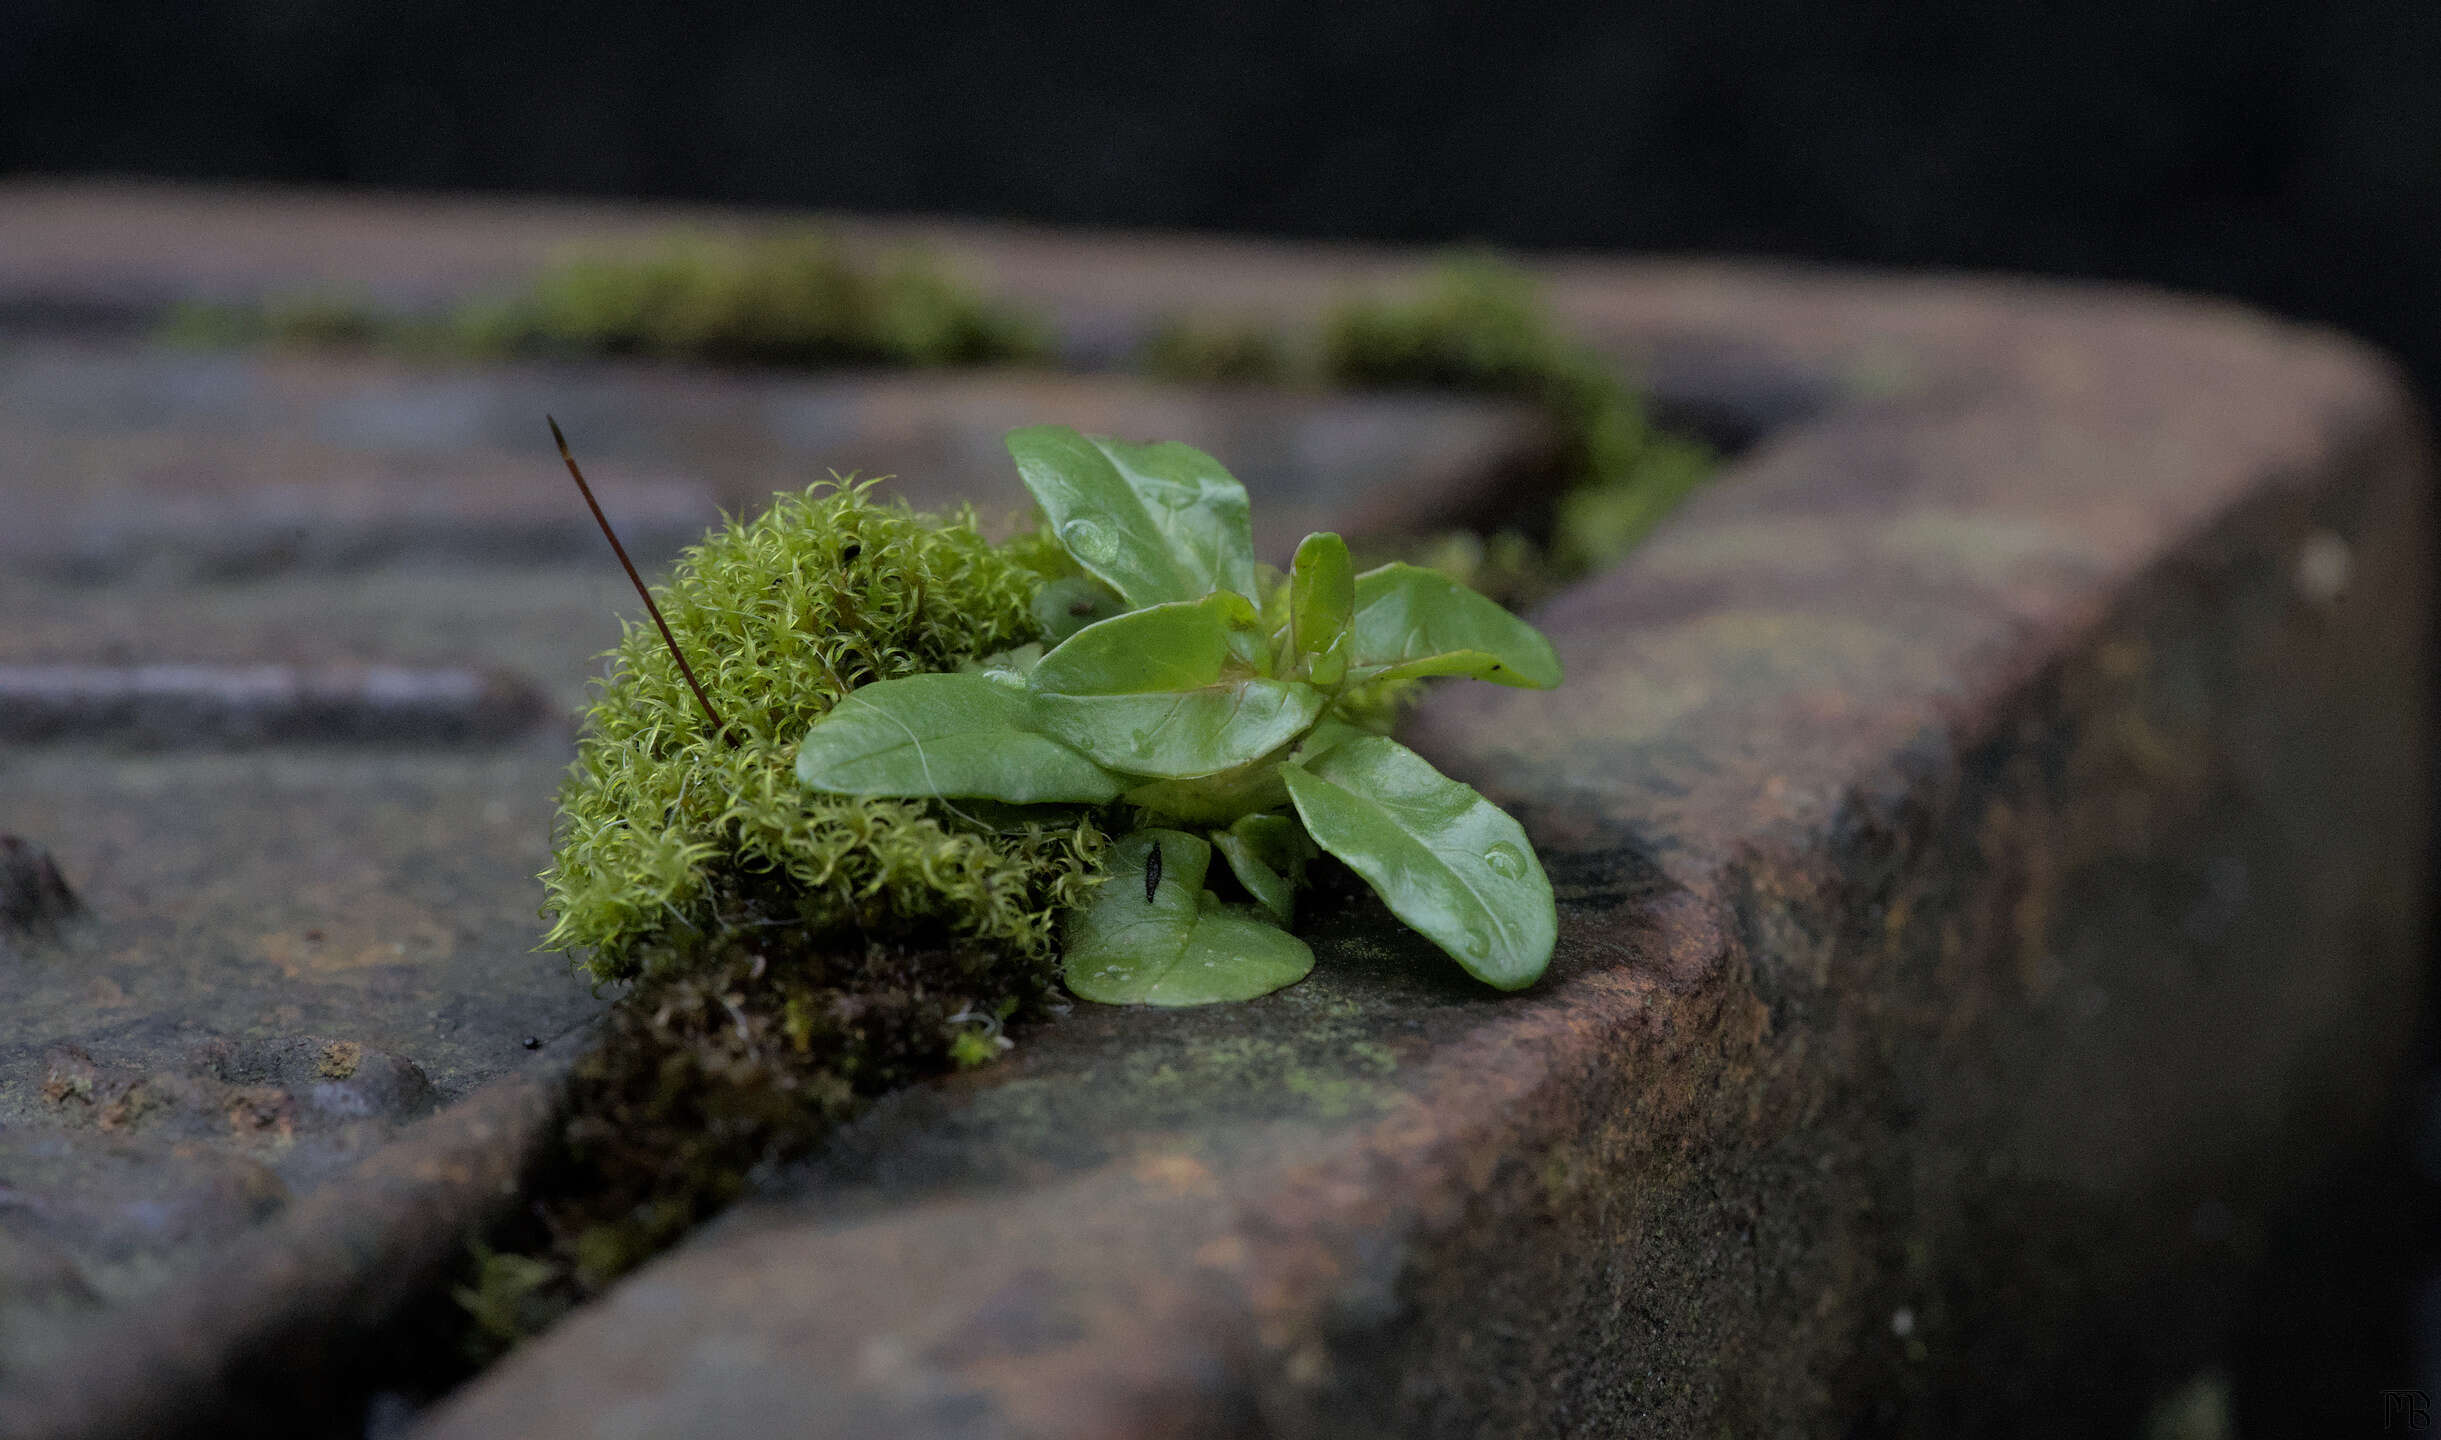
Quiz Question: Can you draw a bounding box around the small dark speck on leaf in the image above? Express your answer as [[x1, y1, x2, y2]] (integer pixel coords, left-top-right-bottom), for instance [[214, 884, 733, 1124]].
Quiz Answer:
[[1145, 843, 1163, 903], [521, 1035, 541, 1050], [1069, 599, 1096, 617]]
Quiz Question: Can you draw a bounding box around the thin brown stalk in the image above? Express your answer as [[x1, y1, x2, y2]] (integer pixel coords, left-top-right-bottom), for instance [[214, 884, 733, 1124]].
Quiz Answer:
[[548, 416, 734, 745]]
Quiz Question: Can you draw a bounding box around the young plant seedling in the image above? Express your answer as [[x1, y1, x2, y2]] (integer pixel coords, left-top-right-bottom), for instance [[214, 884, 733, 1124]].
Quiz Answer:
[[796, 424, 1563, 1005]]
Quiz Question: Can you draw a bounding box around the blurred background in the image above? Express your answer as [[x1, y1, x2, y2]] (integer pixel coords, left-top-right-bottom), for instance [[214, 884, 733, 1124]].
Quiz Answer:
[[4, 2, 2437, 1432], [3, 0, 2438, 404]]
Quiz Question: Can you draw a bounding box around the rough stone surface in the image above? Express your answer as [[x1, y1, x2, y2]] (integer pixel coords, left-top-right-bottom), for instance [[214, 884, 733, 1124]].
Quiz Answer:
[[0, 335, 1554, 586], [418, 246, 2422, 1435], [0, 186, 2423, 1438]]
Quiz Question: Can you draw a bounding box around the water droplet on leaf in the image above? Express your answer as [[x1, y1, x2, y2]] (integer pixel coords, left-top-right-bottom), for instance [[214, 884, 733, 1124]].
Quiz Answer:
[[1060, 517, 1119, 564], [1484, 843, 1526, 879]]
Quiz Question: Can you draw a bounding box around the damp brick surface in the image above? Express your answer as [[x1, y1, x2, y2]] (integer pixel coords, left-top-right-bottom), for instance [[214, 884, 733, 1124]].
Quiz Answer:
[[0, 183, 2425, 1438]]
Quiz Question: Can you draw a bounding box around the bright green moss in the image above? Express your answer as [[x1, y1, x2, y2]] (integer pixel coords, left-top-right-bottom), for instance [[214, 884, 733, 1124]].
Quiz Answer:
[[542, 480, 1105, 984]]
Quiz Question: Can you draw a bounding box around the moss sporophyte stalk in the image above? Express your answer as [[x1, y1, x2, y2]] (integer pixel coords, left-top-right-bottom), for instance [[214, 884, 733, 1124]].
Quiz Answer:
[[546, 423, 1563, 1009]]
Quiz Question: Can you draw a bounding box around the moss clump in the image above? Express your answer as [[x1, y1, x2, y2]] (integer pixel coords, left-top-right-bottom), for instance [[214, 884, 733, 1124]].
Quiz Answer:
[[542, 480, 1105, 984], [425, 481, 1110, 1365]]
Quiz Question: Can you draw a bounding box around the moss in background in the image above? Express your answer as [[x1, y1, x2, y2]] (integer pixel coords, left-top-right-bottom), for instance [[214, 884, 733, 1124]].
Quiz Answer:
[[461, 233, 1051, 367], [1134, 314, 1297, 386], [159, 291, 394, 350], [1125, 258, 1714, 603], [1321, 256, 1716, 594], [161, 232, 1052, 371], [1321, 255, 1568, 393]]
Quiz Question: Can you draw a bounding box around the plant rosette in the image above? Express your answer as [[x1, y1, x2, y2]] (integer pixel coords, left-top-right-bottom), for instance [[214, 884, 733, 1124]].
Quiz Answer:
[[795, 424, 1562, 1005]]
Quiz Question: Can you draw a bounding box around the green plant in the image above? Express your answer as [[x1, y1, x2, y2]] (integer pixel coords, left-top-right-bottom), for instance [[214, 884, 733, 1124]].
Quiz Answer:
[[795, 424, 1562, 1004]]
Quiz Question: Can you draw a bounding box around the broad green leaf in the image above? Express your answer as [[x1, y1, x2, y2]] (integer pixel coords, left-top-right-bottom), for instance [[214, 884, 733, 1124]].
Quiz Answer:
[[1290, 532, 1354, 656], [1254, 561, 1292, 636], [1347, 562, 1562, 689], [795, 672, 1125, 804], [1031, 575, 1126, 643], [1289, 531, 1355, 685], [1228, 810, 1316, 872], [1031, 593, 1260, 696], [960, 643, 1043, 683], [1031, 593, 1317, 779], [1292, 716, 1370, 765], [1281, 735, 1555, 989], [1032, 680, 1323, 780], [1005, 424, 1256, 608], [1064, 830, 1314, 1005], [1213, 811, 1315, 924]]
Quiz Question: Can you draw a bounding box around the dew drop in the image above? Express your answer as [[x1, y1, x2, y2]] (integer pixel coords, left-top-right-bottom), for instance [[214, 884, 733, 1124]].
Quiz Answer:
[[1148, 482, 1199, 510], [1060, 517, 1119, 564], [1484, 843, 1526, 879], [1458, 925, 1492, 961]]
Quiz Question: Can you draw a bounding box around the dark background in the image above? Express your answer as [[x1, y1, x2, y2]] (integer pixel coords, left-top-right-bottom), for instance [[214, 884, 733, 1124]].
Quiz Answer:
[[6, 0, 2438, 1427], [4, 0, 2438, 399]]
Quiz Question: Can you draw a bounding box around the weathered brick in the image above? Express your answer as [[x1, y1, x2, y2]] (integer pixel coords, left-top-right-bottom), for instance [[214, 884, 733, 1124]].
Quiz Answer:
[[0, 187, 2421, 1439]]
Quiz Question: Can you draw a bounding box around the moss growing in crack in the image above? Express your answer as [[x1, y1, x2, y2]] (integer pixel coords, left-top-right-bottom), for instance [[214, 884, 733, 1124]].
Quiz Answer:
[[453, 925, 1039, 1358], [542, 479, 1105, 984], [431, 919, 1045, 1364], [160, 232, 1051, 371], [459, 233, 1052, 368], [1135, 314, 1298, 386], [1322, 255, 1570, 393], [1322, 255, 1716, 591], [159, 290, 392, 351]]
